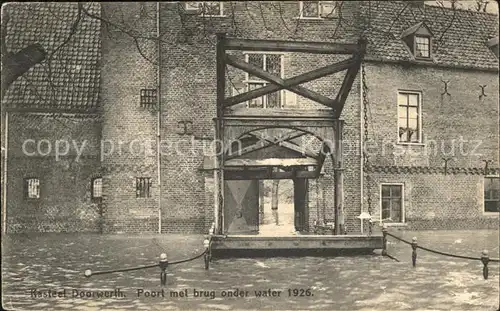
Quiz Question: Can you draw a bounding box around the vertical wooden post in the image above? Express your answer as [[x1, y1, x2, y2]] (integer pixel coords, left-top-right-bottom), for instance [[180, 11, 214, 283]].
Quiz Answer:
[[159, 253, 168, 286], [381, 224, 388, 256], [203, 238, 210, 270], [481, 250, 489, 280], [215, 33, 226, 235], [411, 237, 418, 267], [334, 120, 344, 235]]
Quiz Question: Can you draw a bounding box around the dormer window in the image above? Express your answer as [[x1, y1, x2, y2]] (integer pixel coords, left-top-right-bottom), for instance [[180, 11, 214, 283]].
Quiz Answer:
[[415, 36, 430, 58], [487, 36, 499, 58], [401, 22, 433, 60]]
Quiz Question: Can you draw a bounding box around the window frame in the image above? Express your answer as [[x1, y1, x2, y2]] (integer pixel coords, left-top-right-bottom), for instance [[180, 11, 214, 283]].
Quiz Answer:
[[185, 2, 225, 17], [136, 177, 152, 198], [243, 52, 285, 109], [298, 1, 337, 19], [24, 177, 40, 200], [483, 175, 500, 215], [397, 90, 423, 145], [140, 88, 157, 108], [379, 183, 405, 225], [91, 177, 103, 202], [413, 35, 432, 59]]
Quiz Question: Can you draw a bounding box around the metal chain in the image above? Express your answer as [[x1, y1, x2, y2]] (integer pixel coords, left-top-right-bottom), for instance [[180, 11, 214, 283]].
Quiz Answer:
[[361, 64, 373, 236]]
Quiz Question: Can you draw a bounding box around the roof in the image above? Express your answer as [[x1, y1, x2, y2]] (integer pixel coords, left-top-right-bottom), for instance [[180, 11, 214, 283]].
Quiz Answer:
[[2, 2, 101, 112], [359, 1, 499, 70], [400, 21, 433, 38]]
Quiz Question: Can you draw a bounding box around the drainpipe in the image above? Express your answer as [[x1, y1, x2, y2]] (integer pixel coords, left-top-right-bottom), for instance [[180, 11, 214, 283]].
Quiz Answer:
[[359, 63, 364, 234], [156, 2, 162, 234], [2, 112, 8, 234]]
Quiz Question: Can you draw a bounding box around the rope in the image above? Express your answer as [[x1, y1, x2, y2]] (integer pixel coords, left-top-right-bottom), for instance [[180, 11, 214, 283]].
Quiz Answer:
[[86, 249, 208, 277], [385, 232, 500, 263], [384, 253, 400, 262]]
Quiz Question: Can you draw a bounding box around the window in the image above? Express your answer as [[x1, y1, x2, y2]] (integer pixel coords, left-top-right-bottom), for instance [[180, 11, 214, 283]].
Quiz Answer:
[[25, 178, 40, 199], [299, 1, 337, 19], [415, 36, 430, 58], [484, 177, 499, 213], [185, 2, 224, 17], [401, 22, 433, 59], [136, 177, 152, 198], [140, 89, 157, 108], [245, 53, 283, 108], [381, 184, 404, 223], [92, 178, 102, 201], [398, 91, 421, 143]]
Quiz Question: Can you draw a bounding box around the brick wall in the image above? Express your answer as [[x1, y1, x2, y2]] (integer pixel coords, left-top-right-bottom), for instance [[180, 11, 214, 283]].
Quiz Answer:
[[100, 3, 160, 233], [362, 62, 499, 230], [153, 1, 362, 233], [6, 114, 102, 233]]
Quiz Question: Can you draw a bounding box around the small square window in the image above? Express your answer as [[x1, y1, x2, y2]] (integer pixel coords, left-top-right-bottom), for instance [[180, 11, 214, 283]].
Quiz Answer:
[[92, 177, 102, 201], [136, 177, 152, 198], [25, 178, 40, 199], [140, 89, 157, 108]]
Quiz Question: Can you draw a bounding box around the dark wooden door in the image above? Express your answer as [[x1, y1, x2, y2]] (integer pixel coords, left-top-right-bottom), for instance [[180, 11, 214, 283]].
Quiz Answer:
[[224, 180, 259, 234], [294, 178, 309, 232]]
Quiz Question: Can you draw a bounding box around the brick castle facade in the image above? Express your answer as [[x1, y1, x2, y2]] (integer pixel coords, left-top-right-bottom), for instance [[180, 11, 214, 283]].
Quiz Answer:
[[2, 2, 498, 233]]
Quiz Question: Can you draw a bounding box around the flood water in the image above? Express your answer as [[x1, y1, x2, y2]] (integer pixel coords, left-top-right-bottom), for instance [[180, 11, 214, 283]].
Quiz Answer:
[[2, 230, 499, 310]]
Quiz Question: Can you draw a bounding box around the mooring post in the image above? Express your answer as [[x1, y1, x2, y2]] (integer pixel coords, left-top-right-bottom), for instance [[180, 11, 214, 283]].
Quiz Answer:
[[84, 269, 92, 278], [411, 237, 417, 268], [481, 250, 489, 280], [159, 253, 168, 286], [381, 224, 388, 257], [203, 238, 211, 270]]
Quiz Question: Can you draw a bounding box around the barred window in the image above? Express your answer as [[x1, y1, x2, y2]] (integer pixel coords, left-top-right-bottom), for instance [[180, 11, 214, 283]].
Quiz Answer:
[[136, 177, 152, 198], [381, 184, 404, 223], [92, 178, 102, 200], [25, 178, 40, 199], [140, 89, 157, 108], [484, 177, 499, 213]]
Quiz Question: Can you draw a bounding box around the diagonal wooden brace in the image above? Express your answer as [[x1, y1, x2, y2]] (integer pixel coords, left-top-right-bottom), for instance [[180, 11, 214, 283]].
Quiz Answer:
[[226, 130, 306, 160], [224, 55, 354, 108], [248, 131, 319, 159]]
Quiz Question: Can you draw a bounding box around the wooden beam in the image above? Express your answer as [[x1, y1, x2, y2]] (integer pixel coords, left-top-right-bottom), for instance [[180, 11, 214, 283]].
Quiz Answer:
[[215, 33, 226, 235], [334, 39, 366, 118], [333, 63, 360, 118], [225, 158, 318, 167], [224, 38, 361, 54], [248, 131, 319, 159], [314, 142, 332, 177], [226, 131, 306, 160], [225, 169, 317, 180], [224, 56, 354, 108], [224, 108, 334, 118]]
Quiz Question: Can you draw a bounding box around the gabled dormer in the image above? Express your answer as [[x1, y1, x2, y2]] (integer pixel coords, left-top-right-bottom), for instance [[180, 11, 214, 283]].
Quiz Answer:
[[487, 36, 499, 58], [401, 22, 434, 60]]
